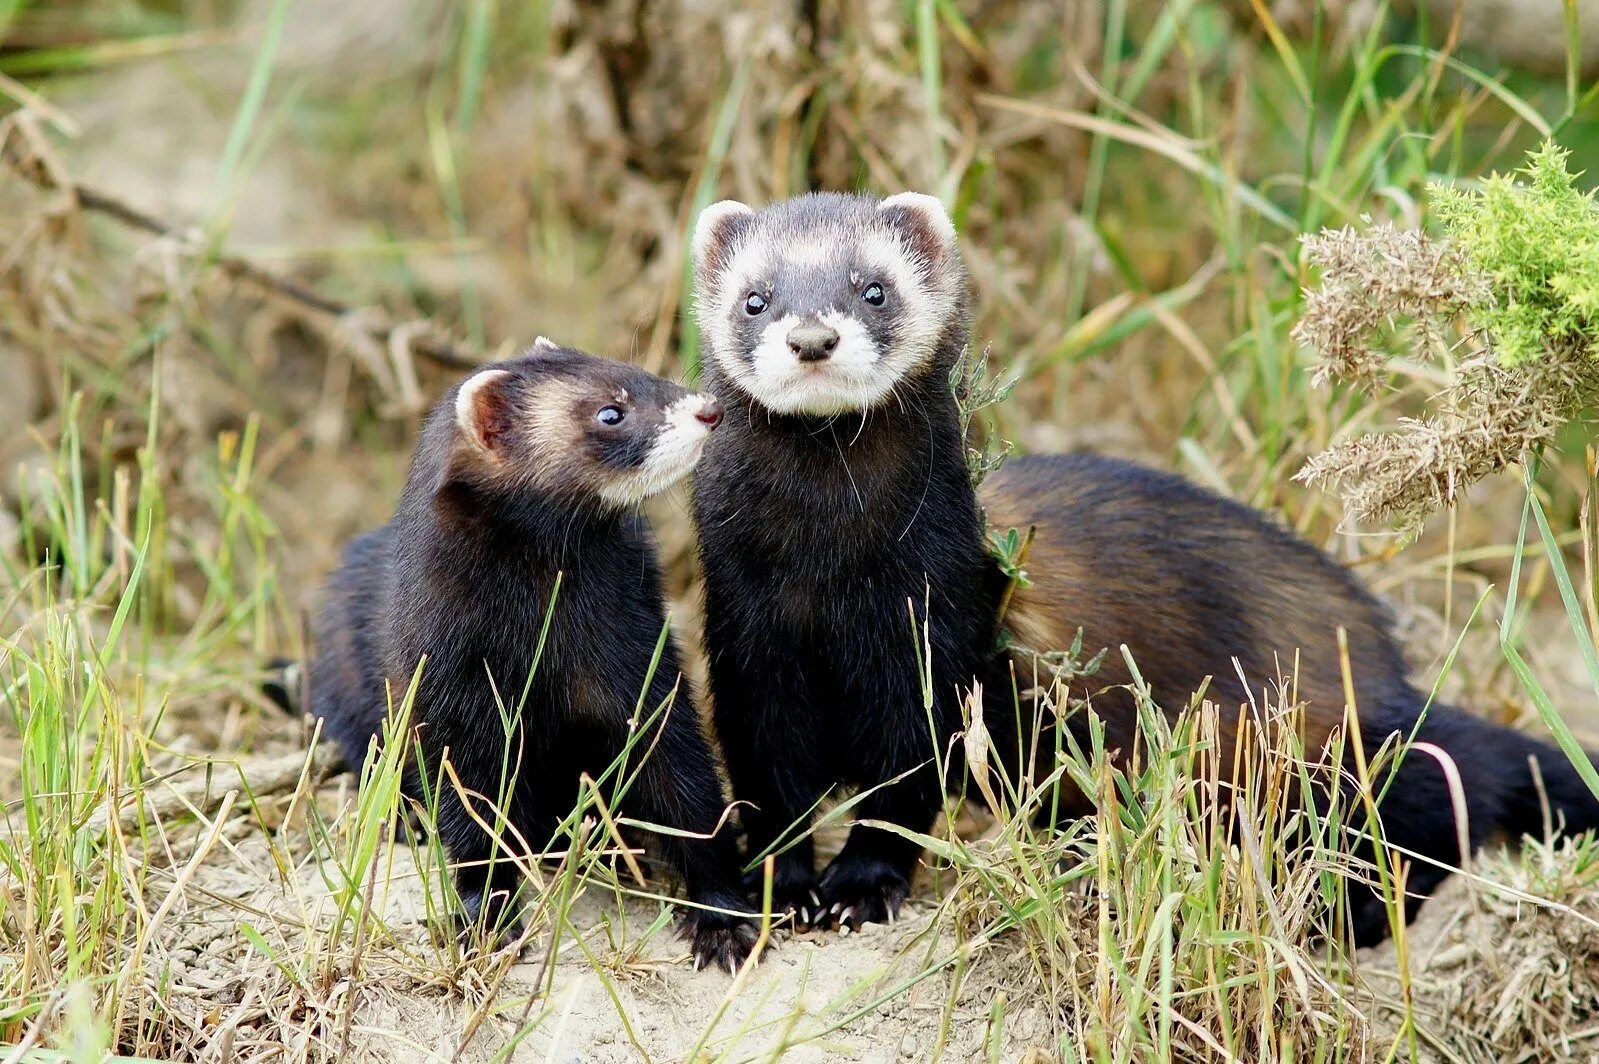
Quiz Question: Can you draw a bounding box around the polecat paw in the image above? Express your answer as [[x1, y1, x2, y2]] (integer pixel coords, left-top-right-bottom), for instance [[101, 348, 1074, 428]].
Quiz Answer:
[[814, 860, 909, 931], [456, 885, 526, 953], [682, 909, 761, 974], [742, 865, 822, 931]]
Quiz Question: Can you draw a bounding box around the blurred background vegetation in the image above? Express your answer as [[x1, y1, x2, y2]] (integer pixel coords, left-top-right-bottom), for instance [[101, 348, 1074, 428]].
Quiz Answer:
[[3, 0, 1595, 705]]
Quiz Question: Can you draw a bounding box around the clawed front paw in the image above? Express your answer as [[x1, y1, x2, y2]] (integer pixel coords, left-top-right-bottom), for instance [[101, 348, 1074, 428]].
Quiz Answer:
[[743, 865, 824, 931], [813, 859, 909, 932], [682, 908, 761, 974]]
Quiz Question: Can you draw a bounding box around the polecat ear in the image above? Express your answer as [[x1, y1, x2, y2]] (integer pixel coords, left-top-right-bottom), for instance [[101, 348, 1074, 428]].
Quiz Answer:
[[877, 192, 957, 267], [693, 200, 755, 279], [454, 368, 516, 456], [531, 336, 559, 354]]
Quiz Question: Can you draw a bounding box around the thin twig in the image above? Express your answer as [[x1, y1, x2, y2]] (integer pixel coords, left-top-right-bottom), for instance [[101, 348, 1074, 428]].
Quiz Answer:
[[1, 111, 484, 373]]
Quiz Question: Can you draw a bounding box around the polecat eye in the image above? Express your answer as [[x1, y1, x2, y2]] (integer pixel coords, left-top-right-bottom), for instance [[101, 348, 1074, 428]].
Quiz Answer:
[[861, 283, 886, 306], [596, 405, 626, 426], [744, 292, 768, 316]]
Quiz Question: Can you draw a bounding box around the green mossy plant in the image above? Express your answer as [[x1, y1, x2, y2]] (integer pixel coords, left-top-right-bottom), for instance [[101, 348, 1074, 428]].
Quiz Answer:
[[1432, 141, 1599, 367]]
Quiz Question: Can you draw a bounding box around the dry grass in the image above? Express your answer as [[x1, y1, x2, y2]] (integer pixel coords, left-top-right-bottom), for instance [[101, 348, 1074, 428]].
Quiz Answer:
[[1421, 838, 1599, 1061]]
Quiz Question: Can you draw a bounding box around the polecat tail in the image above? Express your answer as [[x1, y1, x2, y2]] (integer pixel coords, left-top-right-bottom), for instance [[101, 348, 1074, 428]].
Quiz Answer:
[[1388, 707, 1599, 855], [1495, 728, 1599, 840], [1344, 706, 1599, 946]]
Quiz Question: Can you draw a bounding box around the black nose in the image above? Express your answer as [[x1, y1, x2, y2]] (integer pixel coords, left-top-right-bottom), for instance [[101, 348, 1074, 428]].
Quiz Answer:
[[787, 322, 840, 363]]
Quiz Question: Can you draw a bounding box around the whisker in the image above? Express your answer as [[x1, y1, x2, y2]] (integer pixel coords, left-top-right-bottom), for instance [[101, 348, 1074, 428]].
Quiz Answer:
[[897, 400, 936, 542], [848, 408, 870, 447], [828, 421, 865, 512]]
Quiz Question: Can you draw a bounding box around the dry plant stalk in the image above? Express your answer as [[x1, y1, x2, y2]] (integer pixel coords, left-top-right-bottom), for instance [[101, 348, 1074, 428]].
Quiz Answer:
[[1294, 231, 1599, 535], [0, 110, 485, 389]]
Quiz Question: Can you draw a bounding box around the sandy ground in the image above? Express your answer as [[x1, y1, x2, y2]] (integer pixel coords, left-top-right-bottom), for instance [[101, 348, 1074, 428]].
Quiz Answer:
[[162, 807, 1027, 1064], [142, 763, 1598, 1064]]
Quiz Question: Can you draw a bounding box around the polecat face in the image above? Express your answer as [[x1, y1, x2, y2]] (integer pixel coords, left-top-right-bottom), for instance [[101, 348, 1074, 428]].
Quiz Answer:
[[448, 339, 723, 507], [691, 192, 966, 417]]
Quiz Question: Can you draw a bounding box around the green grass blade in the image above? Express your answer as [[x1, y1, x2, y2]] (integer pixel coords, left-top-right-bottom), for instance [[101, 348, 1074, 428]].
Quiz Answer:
[[678, 53, 754, 379], [209, 0, 293, 221]]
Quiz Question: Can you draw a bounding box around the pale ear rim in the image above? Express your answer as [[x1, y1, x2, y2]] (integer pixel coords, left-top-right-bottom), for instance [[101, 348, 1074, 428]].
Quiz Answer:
[[531, 336, 559, 354], [877, 191, 957, 250], [454, 368, 514, 453], [693, 199, 755, 270]]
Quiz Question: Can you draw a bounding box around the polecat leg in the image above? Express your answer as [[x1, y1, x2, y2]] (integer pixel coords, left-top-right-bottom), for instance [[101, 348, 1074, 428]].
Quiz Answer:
[[447, 827, 531, 952], [812, 771, 940, 931], [425, 726, 541, 953], [736, 781, 824, 930], [710, 659, 828, 929], [1335, 705, 1518, 947], [617, 695, 760, 972]]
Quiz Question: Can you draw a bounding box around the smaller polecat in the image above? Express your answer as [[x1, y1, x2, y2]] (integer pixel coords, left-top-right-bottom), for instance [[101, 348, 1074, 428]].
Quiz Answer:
[[309, 340, 756, 972]]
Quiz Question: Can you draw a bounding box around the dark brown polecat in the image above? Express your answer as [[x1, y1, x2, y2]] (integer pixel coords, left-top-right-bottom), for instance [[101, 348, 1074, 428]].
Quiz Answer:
[[688, 191, 1599, 947], [309, 341, 757, 971]]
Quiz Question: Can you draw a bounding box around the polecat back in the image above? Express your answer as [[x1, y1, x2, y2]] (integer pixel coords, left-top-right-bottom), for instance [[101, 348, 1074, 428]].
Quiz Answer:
[[310, 341, 757, 972]]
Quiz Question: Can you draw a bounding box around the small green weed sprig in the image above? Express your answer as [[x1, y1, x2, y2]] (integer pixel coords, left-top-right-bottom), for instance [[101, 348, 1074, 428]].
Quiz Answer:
[[1432, 141, 1599, 367], [951, 341, 1016, 487]]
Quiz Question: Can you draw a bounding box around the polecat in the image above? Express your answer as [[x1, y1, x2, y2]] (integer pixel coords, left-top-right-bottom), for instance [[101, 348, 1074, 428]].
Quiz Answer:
[[309, 340, 757, 972], [689, 191, 1599, 946]]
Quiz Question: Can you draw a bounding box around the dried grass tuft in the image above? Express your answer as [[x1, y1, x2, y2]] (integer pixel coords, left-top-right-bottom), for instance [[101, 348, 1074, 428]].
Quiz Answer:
[[1412, 837, 1599, 1062], [1293, 222, 1484, 393], [1296, 335, 1599, 534]]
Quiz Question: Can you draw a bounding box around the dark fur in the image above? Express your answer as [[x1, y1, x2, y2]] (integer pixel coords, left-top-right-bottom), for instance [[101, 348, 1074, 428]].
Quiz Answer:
[[310, 348, 755, 970], [694, 194, 1003, 926], [692, 192, 1599, 946], [987, 453, 1599, 944]]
